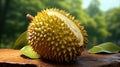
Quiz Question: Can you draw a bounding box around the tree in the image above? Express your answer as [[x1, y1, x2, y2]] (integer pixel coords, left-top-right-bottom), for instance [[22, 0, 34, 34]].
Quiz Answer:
[[0, 0, 10, 38], [85, 15, 110, 48], [84, 0, 111, 48], [86, 0, 103, 17], [0, 0, 46, 48], [105, 8, 120, 45]]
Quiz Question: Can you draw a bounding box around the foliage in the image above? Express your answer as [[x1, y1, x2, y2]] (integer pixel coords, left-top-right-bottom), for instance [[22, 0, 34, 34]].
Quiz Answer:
[[0, 0, 119, 48], [105, 8, 120, 45], [14, 31, 28, 49], [85, 0, 112, 48], [88, 42, 120, 53], [20, 45, 40, 58], [86, 0, 103, 17]]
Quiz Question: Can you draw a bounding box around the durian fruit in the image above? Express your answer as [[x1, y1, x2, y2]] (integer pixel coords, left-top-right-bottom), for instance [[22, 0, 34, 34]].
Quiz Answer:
[[27, 8, 88, 62]]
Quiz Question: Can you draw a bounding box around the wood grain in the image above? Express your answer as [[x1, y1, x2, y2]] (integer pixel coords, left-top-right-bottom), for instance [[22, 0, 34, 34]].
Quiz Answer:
[[0, 49, 119, 67]]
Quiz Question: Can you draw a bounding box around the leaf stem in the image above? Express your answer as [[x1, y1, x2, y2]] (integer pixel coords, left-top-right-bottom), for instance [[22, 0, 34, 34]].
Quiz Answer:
[[26, 14, 34, 21]]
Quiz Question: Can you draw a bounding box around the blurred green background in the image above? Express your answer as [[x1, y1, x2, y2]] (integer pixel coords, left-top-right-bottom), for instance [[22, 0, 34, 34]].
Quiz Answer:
[[0, 0, 120, 48]]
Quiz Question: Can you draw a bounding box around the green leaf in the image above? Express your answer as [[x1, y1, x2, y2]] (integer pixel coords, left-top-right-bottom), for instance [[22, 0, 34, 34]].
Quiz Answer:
[[88, 42, 120, 53], [14, 31, 28, 49], [20, 45, 40, 59]]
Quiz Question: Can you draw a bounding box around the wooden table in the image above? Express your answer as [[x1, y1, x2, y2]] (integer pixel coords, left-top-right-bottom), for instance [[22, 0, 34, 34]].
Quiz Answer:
[[0, 49, 119, 67]]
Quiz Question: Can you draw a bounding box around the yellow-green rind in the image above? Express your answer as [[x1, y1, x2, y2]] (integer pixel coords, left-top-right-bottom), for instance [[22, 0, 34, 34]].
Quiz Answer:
[[27, 8, 88, 62]]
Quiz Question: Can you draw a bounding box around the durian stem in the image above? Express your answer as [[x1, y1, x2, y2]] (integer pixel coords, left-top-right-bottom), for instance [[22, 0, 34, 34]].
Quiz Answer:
[[26, 14, 34, 21]]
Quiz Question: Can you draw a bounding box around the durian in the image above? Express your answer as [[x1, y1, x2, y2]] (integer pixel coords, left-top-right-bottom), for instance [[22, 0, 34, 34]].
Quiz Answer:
[[27, 8, 88, 62]]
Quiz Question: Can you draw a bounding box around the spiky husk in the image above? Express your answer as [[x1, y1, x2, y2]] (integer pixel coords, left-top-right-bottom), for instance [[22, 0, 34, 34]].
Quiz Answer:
[[27, 8, 88, 62]]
